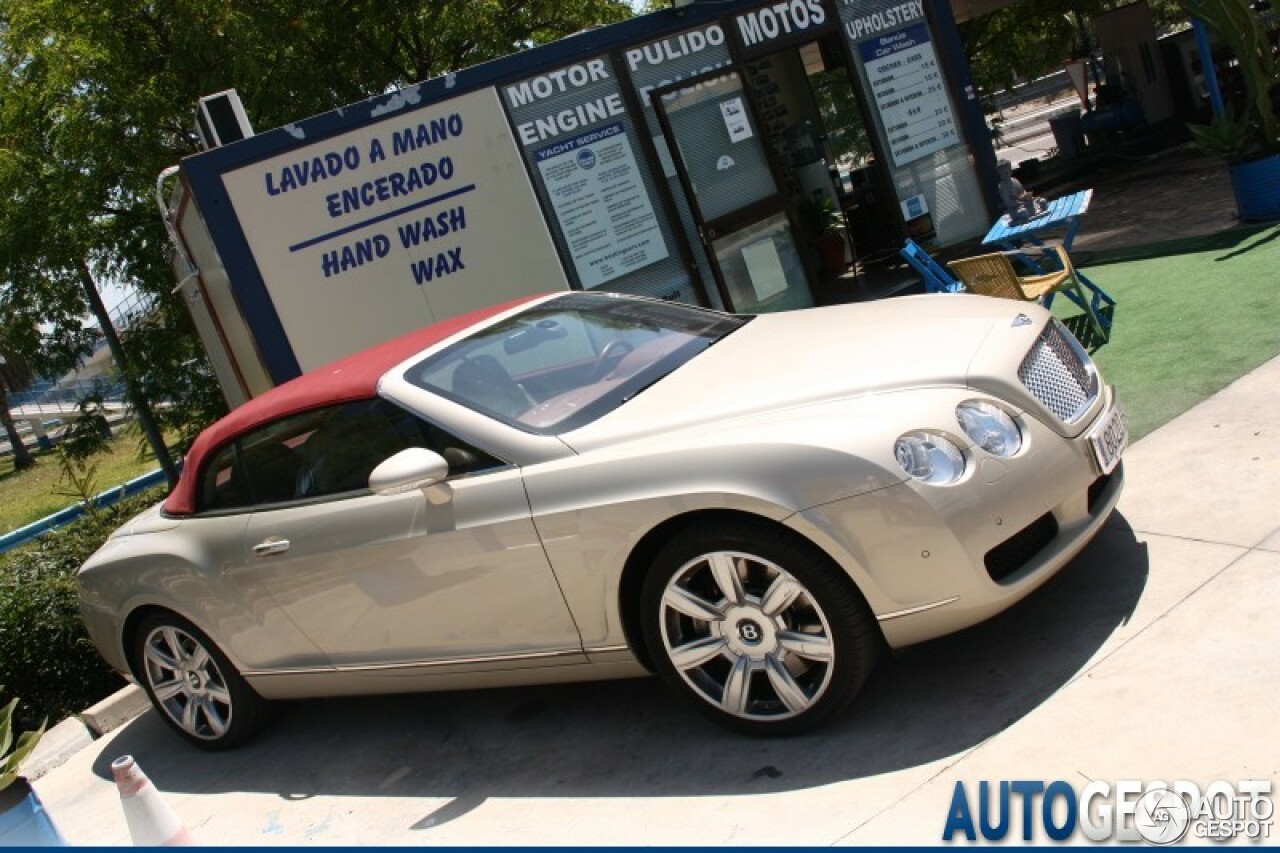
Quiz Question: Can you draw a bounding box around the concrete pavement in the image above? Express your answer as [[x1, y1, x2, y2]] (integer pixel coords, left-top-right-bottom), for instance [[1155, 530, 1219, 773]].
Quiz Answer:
[[31, 356, 1280, 845]]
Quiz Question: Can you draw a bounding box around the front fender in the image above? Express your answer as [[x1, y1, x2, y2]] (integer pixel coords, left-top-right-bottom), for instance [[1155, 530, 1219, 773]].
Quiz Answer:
[[524, 385, 1042, 650]]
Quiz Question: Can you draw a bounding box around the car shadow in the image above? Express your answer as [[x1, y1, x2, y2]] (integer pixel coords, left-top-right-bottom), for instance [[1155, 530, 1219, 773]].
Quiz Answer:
[[94, 514, 1149, 809]]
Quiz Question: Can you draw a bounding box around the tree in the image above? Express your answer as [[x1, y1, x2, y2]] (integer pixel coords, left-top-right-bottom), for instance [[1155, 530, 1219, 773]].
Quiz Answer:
[[1180, 0, 1280, 159], [0, 350, 36, 471], [0, 0, 633, 466], [0, 152, 97, 475], [959, 0, 1191, 96]]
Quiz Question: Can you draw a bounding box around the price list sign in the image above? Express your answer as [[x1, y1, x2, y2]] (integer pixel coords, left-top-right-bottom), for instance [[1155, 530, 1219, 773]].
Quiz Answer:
[[858, 23, 959, 167]]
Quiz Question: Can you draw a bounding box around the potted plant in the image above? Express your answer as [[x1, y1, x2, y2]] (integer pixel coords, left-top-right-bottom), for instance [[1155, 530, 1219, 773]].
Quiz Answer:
[[1181, 0, 1280, 221], [799, 195, 849, 275], [0, 692, 62, 845]]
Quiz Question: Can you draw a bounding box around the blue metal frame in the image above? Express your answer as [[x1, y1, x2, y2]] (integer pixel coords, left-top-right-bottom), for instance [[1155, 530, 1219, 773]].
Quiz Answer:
[[925, 0, 1002, 220], [980, 191, 1115, 326], [900, 239, 964, 293], [1190, 18, 1225, 118]]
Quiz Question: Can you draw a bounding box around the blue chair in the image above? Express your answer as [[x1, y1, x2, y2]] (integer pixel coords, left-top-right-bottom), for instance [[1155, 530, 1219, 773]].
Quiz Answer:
[[900, 239, 964, 293]]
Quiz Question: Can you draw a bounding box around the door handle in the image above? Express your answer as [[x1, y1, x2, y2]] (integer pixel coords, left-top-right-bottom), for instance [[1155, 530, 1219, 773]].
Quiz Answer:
[[253, 538, 290, 557]]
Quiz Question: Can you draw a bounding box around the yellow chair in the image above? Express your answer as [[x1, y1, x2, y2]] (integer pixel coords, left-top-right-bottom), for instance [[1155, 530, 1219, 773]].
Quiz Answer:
[[947, 246, 1105, 340]]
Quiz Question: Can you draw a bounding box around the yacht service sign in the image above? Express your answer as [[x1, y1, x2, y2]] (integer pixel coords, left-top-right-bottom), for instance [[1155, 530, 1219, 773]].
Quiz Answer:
[[220, 86, 565, 371], [533, 121, 668, 289]]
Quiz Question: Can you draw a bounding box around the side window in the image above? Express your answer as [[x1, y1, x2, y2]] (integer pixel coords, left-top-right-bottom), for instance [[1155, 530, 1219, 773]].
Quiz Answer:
[[237, 413, 315, 505], [292, 398, 502, 500], [199, 442, 248, 512], [197, 409, 325, 512], [196, 398, 502, 511]]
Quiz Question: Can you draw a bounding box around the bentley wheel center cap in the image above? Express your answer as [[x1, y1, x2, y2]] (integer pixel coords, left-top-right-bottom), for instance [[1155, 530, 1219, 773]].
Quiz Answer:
[[721, 606, 779, 657]]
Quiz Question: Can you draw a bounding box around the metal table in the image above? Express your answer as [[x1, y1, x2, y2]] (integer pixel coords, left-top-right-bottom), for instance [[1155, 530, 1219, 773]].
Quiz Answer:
[[981, 188, 1114, 327]]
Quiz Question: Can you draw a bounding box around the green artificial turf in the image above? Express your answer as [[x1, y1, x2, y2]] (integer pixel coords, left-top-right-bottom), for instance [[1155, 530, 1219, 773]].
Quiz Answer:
[[1059, 224, 1280, 442]]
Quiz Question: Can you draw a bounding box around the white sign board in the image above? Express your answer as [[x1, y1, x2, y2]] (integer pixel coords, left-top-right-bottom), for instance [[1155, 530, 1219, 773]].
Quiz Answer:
[[741, 237, 788, 303], [533, 122, 668, 289], [221, 87, 566, 371], [720, 97, 753, 143], [858, 23, 960, 167]]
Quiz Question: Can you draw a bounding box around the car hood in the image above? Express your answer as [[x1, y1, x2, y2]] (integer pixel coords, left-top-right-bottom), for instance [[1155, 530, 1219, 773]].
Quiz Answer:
[[562, 294, 1012, 453]]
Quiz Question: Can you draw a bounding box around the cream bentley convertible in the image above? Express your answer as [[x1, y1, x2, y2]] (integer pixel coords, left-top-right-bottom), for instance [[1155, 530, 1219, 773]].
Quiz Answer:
[[78, 292, 1126, 748]]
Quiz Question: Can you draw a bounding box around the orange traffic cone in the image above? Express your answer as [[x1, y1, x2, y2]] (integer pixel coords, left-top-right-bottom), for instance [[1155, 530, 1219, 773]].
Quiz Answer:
[[111, 755, 194, 846]]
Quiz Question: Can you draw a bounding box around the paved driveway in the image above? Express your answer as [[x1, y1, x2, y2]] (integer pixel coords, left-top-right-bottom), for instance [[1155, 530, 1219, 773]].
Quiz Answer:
[[34, 359, 1280, 845]]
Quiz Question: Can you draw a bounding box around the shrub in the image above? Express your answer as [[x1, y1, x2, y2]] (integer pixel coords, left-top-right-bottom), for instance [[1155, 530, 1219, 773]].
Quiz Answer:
[[0, 689, 44, 790], [0, 489, 164, 731]]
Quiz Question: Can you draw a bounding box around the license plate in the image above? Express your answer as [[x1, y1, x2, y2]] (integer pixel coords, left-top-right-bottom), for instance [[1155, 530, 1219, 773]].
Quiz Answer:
[[1089, 400, 1128, 474]]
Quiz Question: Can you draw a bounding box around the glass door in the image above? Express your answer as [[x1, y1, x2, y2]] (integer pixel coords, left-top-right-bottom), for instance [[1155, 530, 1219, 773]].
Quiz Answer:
[[650, 70, 813, 313]]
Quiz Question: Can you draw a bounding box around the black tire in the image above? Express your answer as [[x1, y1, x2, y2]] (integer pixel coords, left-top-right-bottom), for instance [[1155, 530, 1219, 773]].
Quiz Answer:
[[640, 519, 880, 736], [133, 612, 270, 750]]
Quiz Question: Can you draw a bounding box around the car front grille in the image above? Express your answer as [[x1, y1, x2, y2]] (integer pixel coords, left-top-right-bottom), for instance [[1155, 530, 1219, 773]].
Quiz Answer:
[[1018, 319, 1099, 424]]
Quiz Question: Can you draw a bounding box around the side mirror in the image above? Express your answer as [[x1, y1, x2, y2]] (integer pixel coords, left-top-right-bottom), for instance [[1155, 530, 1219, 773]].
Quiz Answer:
[[368, 448, 449, 495]]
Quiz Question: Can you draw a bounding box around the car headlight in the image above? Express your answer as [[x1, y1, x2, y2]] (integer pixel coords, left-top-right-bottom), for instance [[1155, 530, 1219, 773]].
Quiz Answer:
[[955, 400, 1023, 457], [894, 432, 966, 485]]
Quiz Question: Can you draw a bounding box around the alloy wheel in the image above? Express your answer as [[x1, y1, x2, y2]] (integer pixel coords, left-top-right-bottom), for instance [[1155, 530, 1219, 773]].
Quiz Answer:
[[141, 625, 234, 741], [657, 550, 836, 721]]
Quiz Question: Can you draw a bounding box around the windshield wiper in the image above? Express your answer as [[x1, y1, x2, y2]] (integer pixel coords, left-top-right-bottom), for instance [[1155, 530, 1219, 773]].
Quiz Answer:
[[621, 375, 667, 403]]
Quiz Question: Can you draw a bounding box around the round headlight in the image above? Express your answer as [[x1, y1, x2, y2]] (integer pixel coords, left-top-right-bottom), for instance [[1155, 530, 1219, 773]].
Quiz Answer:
[[894, 432, 966, 485], [956, 400, 1023, 457]]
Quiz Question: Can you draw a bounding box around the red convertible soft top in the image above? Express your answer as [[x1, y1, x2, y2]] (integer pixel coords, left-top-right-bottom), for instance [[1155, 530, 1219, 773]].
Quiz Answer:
[[163, 295, 542, 515]]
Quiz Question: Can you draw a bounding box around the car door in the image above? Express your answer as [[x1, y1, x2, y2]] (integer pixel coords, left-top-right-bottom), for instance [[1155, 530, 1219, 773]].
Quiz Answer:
[[182, 441, 324, 674], [233, 397, 585, 673]]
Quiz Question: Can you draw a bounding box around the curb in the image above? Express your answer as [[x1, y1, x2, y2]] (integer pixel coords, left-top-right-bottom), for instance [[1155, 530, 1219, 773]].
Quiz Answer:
[[19, 717, 93, 782], [81, 683, 151, 737], [20, 684, 150, 781]]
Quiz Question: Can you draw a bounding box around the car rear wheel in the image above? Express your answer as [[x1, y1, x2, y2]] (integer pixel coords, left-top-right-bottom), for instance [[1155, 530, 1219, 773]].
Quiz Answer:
[[134, 613, 269, 750], [641, 520, 880, 736]]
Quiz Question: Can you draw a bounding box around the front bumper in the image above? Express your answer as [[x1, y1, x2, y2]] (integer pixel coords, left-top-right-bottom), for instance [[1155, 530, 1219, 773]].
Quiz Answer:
[[786, 386, 1125, 649]]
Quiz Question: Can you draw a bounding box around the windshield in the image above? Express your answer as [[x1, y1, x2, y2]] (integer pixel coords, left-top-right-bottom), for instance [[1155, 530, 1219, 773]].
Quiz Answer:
[[407, 294, 748, 434]]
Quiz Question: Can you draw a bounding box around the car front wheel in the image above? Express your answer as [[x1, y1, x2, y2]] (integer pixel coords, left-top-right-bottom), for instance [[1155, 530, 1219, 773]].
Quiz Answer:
[[134, 612, 269, 750], [641, 520, 880, 736]]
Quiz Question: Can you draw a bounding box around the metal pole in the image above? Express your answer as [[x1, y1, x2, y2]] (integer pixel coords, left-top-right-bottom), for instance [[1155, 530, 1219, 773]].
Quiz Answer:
[[1191, 18, 1226, 117]]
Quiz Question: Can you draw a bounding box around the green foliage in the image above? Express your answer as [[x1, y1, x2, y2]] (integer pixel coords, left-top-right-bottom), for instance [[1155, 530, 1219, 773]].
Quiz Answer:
[[0, 0, 633, 454], [1179, 0, 1280, 160], [1186, 106, 1257, 162], [798, 195, 844, 239], [959, 0, 1084, 94], [0, 490, 162, 731], [53, 448, 102, 526], [810, 66, 872, 165], [57, 394, 113, 467], [0, 691, 45, 790], [959, 1, 1191, 99], [50, 395, 114, 525]]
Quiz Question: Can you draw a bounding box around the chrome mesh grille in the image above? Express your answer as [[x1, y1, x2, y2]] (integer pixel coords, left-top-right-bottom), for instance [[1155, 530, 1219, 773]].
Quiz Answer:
[[1018, 320, 1098, 423]]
